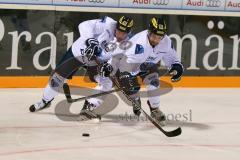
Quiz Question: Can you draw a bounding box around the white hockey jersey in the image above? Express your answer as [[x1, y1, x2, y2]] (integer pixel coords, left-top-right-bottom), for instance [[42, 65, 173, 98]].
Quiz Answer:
[[106, 38, 134, 75], [71, 16, 117, 64], [114, 30, 180, 74]]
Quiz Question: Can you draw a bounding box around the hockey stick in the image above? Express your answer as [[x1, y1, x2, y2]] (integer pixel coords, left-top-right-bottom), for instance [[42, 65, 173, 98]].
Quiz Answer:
[[64, 78, 181, 137], [111, 76, 182, 137], [63, 57, 181, 136], [93, 59, 181, 137], [63, 83, 122, 103]]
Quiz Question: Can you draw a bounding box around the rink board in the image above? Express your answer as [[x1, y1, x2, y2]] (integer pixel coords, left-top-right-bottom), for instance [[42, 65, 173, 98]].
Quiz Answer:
[[0, 76, 240, 88]]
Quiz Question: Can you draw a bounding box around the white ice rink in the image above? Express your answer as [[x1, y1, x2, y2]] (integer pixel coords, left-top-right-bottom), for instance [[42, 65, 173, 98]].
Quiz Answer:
[[0, 88, 240, 160]]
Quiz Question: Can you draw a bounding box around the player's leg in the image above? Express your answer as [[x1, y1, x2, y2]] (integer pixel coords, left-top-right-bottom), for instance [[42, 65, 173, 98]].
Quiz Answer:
[[98, 61, 142, 116], [29, 47, 83, 112], [80, 66, 113, 120], [117, 71, 141, 116], [141, 65, 166, 125], [84, 75, 113, 109]]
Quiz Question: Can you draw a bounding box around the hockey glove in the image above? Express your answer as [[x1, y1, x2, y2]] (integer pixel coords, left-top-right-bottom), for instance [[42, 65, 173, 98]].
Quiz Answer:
[[118, 71, 140, 95], [84, 38, 102, 61], [169, 63, 184, 82], [99, 62, 113, 77]]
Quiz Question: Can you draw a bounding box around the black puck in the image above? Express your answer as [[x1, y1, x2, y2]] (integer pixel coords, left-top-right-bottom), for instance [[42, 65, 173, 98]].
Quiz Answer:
[[82, 133, 90, 137]]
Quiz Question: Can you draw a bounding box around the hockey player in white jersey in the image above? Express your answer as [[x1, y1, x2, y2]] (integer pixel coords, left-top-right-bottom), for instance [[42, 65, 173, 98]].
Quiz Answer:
[[99, 17, 184, 124], [78, 16, 134, 120], [29, 16, 130, 115]]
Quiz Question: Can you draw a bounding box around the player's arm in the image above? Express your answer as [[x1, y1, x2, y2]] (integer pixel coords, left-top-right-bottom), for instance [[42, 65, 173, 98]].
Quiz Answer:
[[78, 20, 95, 39], [96, 16, 116, 48], [162, 42, 184, 82], [98, 42, 144, 88]]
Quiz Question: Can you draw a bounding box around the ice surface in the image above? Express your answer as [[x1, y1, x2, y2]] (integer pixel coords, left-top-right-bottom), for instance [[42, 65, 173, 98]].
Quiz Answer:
[[0, 88, 240, 160]]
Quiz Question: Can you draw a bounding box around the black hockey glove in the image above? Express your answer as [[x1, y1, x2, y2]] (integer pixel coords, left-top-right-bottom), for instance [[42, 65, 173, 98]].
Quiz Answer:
[[84, 38, 102, 61], [118, 71, 140, 96], [169, 63, 184, 82], [99, 62, 113, 77]]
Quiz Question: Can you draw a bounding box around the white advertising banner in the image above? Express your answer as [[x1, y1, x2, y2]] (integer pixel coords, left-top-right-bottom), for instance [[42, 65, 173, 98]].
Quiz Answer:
[[0, 0, 52, 5], [119, 0, 182, 9], [53, 0, 118, 7], [0, 0, 239, 12], [182, 0, 225, 11], [225, 0, 240, 11]]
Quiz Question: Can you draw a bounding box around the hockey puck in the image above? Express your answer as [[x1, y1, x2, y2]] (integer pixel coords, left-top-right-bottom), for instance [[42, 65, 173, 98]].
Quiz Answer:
[[82, 133, 90, 137]]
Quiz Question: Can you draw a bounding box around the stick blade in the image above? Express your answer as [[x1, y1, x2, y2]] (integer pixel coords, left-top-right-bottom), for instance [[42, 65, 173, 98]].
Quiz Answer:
[[164, 127, 182, 137]]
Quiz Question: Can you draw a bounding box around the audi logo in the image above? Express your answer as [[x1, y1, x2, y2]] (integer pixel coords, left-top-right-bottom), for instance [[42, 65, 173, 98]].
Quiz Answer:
[[88, 0, 105, 3], [152, 0, 169, 5], [205, 0, 221, 7]]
